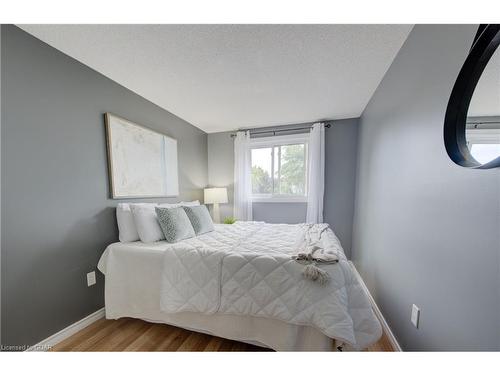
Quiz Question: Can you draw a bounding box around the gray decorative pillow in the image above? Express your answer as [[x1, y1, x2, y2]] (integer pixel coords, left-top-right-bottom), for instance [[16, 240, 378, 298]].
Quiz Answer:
[[155, 207, 195, 243], [182, 205, 215, 235]]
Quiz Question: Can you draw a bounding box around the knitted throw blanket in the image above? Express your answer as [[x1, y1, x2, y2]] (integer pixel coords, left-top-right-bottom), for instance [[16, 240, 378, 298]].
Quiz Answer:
[[292, 224, 339, 285]]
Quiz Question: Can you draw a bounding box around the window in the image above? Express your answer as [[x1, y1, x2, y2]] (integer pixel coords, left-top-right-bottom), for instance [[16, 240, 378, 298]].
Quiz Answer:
[[470, 144, 500, 164], [250, 134, 308, 202], [466, 128, 500, 164]]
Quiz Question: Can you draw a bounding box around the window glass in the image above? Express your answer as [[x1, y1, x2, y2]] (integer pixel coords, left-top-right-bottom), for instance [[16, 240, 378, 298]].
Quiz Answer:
[[278, 144, 306, 195], [470, 143, 500, 164], [251, 147, 272, 194], [251, 142, 307, 198]]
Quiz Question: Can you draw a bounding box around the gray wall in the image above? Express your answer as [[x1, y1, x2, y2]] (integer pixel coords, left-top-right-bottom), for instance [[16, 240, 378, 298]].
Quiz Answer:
[[207, 118, 359, 257], [352, 24, 500, 350], [324, 118, 359, 255], [252, 202, 307, 224], [207, 131, 235, 220], [0, 25, 2, 345], [1, 26, 208, 348]]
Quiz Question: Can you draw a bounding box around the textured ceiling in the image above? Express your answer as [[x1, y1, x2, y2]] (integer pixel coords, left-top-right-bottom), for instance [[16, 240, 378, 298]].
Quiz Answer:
[[19, 24, 413, 133]]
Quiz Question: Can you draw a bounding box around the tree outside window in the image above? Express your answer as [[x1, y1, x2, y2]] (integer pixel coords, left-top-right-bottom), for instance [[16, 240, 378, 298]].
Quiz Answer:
[[251, 143, 307, 198]]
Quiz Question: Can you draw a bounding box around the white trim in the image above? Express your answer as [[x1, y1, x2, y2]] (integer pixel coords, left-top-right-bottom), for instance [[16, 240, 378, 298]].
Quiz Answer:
[[349, 261, 403, 352], [25, 308, 105, 351], [249, 132, 310, 147], [251, 196, 307, 203]]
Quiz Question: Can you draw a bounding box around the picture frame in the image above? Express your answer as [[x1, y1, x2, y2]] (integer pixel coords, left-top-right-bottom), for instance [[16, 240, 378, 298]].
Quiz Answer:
[[104, 113, 179, 199]]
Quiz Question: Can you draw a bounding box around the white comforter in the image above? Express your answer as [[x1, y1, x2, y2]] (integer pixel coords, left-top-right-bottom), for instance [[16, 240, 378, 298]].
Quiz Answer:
[[160, 221, 381, 349]]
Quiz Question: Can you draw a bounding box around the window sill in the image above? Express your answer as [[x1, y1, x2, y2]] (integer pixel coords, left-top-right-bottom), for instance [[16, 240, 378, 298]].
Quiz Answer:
[[251, 197, 308, 203]]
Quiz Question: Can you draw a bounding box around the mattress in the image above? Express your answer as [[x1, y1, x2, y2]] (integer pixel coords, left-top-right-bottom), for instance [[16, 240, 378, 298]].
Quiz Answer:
[[98, 222, 381, 351]]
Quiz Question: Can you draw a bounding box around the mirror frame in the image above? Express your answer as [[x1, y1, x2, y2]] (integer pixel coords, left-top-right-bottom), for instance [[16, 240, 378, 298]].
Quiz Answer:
[[444, 24, 500, 169]]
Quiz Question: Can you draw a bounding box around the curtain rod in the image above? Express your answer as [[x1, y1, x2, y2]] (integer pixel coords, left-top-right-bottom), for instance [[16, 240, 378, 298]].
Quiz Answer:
[[230, 123, 331, 138]]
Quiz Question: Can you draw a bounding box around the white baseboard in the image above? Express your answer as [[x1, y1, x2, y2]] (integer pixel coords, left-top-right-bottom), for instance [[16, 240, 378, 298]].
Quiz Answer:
[[25, 308, 105, 351], [349, 261, 402, 352]]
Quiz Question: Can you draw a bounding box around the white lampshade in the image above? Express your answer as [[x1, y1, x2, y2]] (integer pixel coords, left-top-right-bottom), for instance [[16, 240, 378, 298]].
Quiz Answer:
[[204, 187, 228, 204]]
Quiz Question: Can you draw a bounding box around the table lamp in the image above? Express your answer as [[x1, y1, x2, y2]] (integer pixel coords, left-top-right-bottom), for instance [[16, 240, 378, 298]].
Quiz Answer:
[[204, 187, 228, 223]]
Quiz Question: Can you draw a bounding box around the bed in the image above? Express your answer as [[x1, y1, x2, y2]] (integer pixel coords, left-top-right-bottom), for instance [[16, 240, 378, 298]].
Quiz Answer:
[[97, 221, 382, 351]]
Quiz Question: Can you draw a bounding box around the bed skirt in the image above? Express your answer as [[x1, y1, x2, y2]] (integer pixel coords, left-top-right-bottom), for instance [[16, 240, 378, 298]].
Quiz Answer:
[[106, 309, 335, 351]]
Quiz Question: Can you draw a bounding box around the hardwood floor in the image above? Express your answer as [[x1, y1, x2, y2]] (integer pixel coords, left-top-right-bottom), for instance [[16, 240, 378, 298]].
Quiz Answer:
[[50, 317, 394, 352]]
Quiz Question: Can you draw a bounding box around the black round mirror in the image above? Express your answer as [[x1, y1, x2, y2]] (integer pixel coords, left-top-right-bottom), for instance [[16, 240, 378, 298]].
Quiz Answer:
[[444, 24, 500, 169]]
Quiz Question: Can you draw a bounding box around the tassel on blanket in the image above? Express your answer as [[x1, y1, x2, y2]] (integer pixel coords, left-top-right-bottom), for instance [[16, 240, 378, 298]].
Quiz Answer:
[[293, 224, 338, 285], [302, 264, 331, 285]]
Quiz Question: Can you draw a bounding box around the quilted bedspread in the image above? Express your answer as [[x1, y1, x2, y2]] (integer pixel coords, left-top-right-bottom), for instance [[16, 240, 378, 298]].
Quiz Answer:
[[160, 222, 382, 349]]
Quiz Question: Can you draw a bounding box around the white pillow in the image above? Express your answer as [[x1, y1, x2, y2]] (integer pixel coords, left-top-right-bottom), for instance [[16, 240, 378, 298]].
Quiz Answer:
[[130, 203, 180, 243], [116, 203, 141, 242], [180, 200, 200, 207]]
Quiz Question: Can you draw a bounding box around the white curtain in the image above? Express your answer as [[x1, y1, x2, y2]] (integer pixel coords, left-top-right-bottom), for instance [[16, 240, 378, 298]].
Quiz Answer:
[[233, 131, 253, 221], [306, 123, 325, 224]]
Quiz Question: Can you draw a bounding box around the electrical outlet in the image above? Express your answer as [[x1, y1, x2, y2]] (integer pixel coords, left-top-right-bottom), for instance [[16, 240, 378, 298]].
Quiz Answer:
[[411, 304, 420, 328], [87, 271, 96, 287]]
